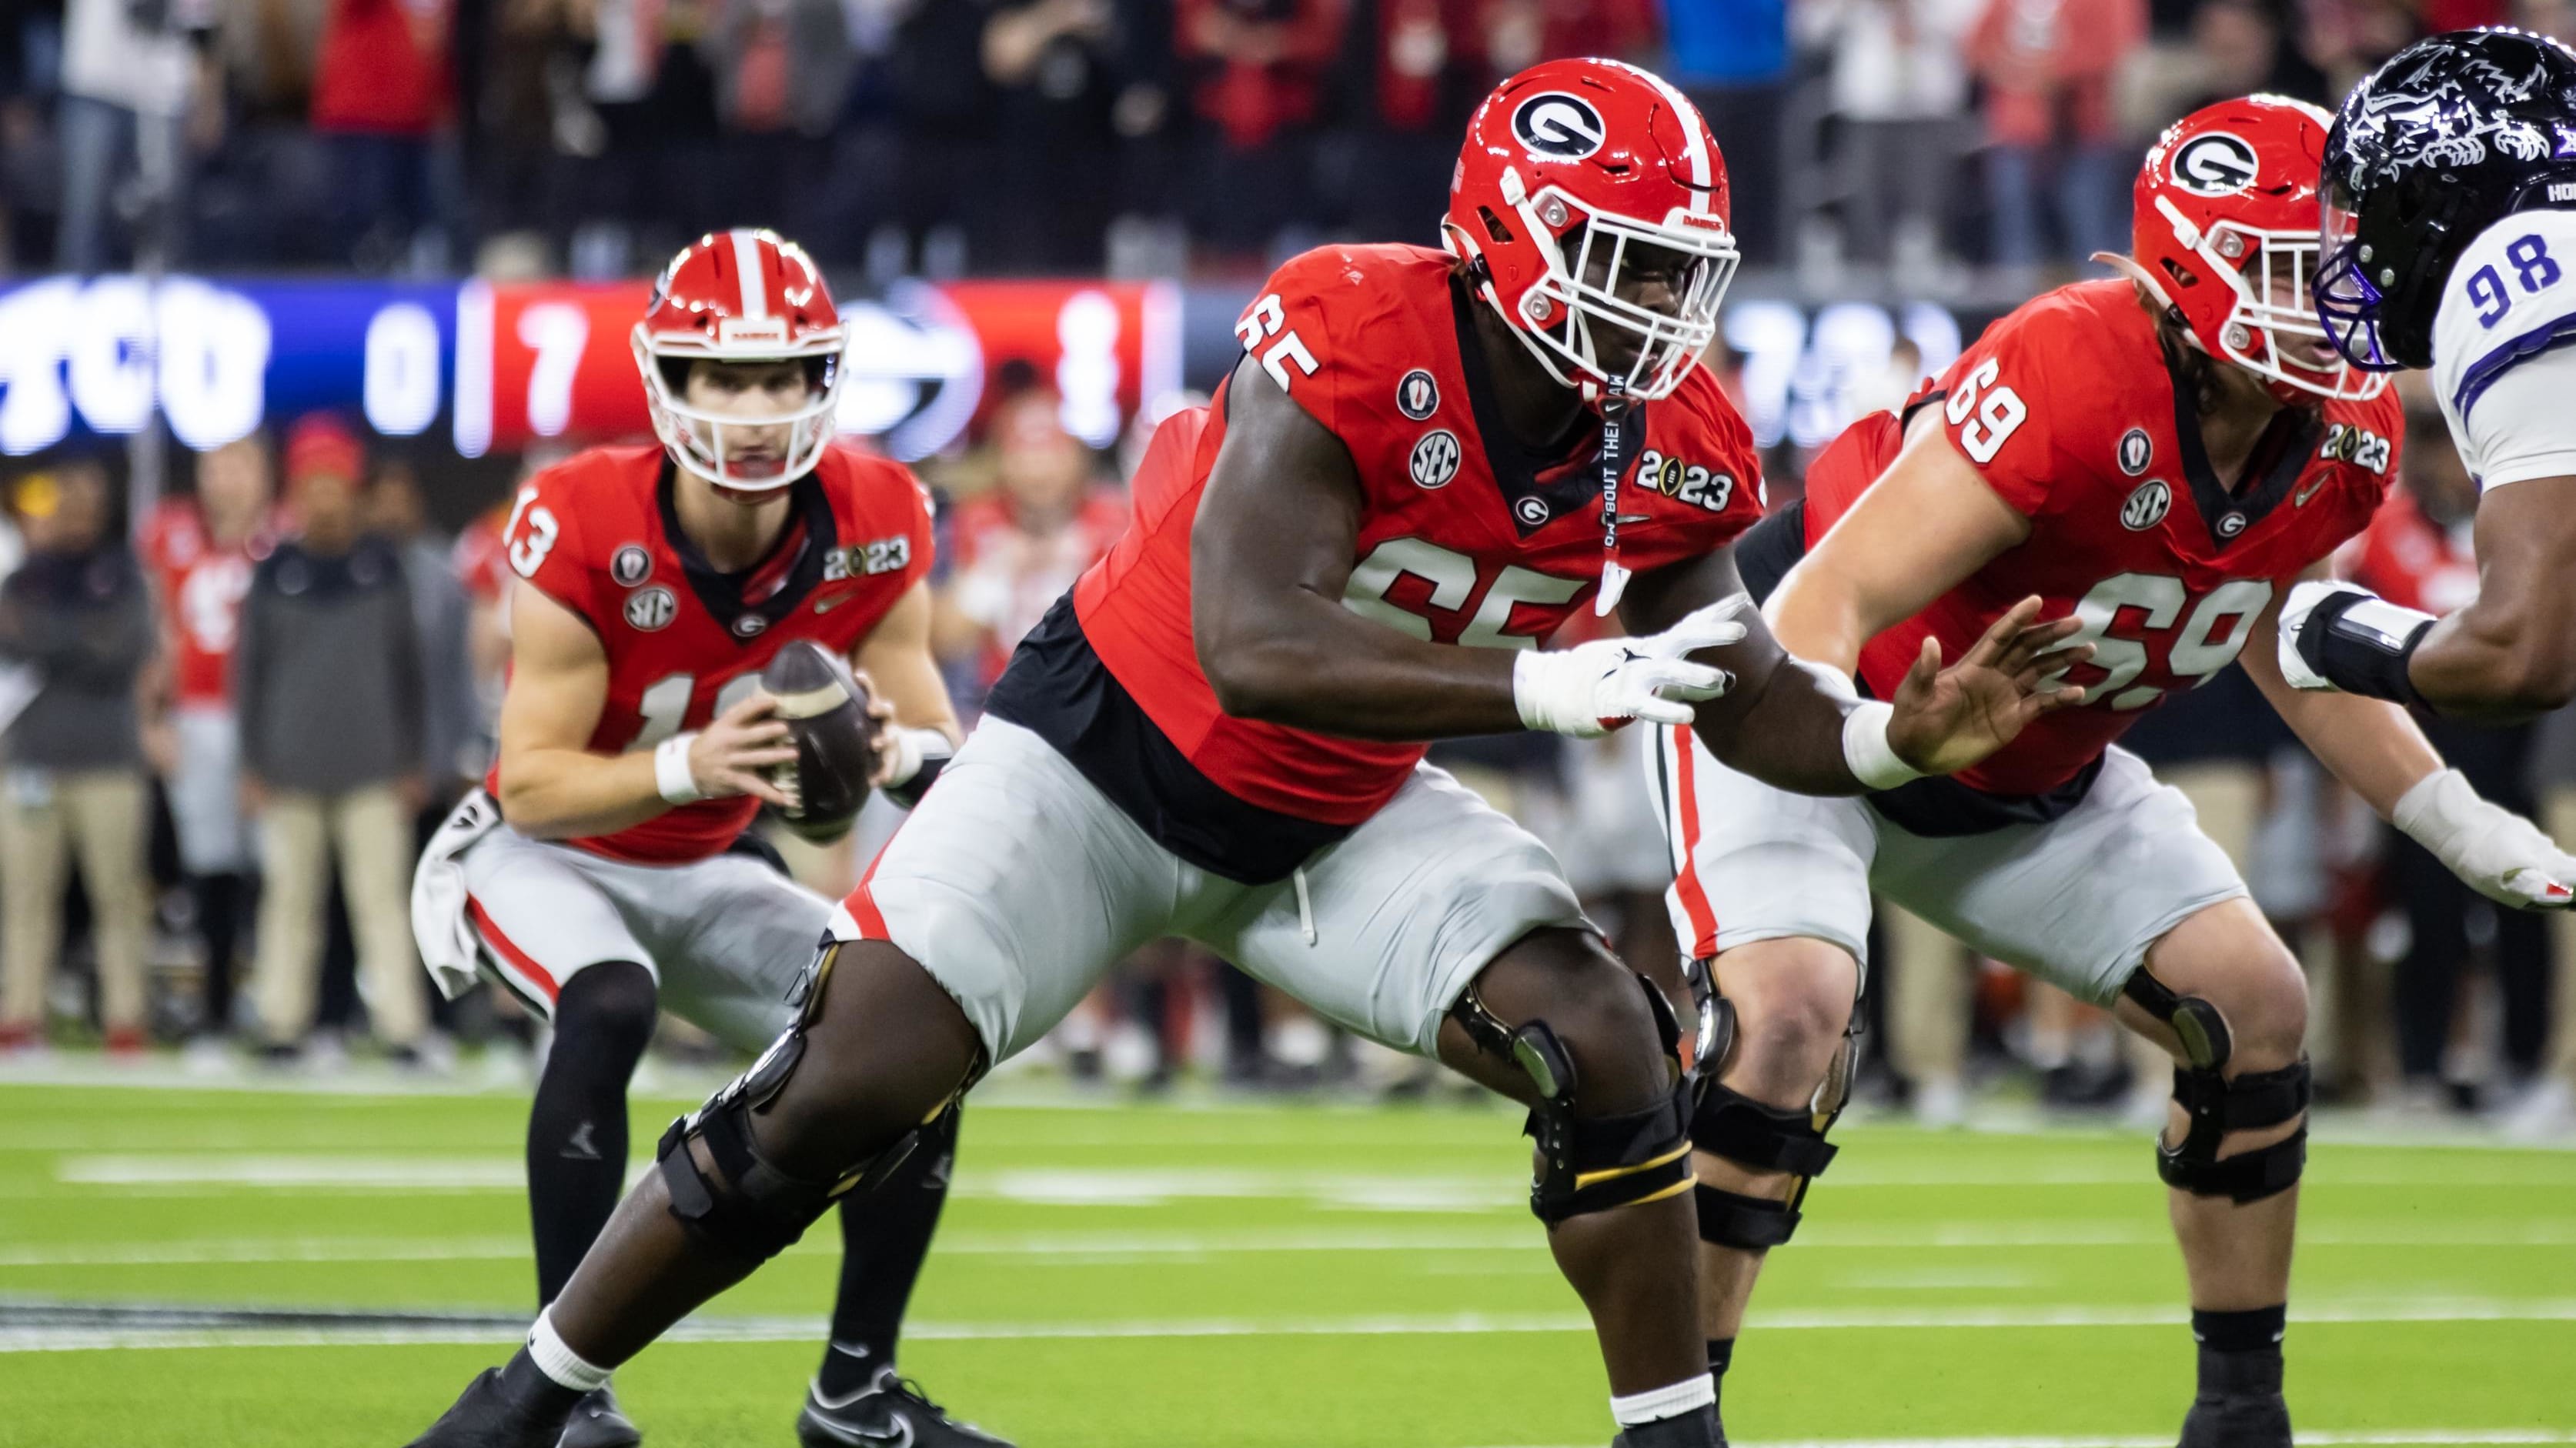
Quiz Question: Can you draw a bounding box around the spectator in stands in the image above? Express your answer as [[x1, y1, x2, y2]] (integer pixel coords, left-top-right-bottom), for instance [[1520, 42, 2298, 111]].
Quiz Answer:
[[309, 0, 456, 270], [934, 389, 1128, 705], [1967, 0, 2143, 276], [1178, 0, 1348, 259], [236, 416, 429, 1064], [364, 457, 477, 805], [55, 0, 218, 271], [1795, 0, 1982, 286], [141, 435, 272, 1052], [1664, 0, 1789, 262], [0, 460, 155, 1057], [981, 0, 1169, 271], [2347, 396, 2551, 1112], [705, 0, 852, 243]]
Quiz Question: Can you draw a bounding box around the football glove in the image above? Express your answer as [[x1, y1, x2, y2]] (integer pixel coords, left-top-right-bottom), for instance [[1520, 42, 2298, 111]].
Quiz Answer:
[[1513, 593, 1749, 739], [2394, 768, 2576, 910]]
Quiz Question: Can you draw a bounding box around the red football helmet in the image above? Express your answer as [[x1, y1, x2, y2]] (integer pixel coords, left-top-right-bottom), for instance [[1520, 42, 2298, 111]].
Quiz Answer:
[[2124, 95, 2384, 404], [632, 229, 847, 492], [1445, 58, 1739, 402]]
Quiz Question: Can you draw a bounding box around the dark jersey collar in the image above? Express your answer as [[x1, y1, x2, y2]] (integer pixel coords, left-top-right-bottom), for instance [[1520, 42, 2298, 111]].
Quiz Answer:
[[654, 459, 840, 642], [1448, 276, 1643, 539], [2162, 339, 2321, 551]]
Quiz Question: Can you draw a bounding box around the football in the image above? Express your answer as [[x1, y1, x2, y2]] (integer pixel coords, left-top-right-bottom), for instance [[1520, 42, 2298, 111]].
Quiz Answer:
[[759, 639, 876, 842]]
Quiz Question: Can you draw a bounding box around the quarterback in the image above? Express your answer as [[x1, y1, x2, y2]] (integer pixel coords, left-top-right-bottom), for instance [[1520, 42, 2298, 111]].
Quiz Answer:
[[408, 59, 2080, 1448], [2290, 27, 2576, 728], [407, 231, 1004, 1448], [1659, 97, 2576, 1447]]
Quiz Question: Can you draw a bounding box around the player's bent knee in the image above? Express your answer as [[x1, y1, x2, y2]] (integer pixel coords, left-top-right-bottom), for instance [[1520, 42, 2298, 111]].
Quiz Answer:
[[656, 940, 965, 1265], [2123, 963, 2310, 1203], [551, 963, 658, 1056], [1449, 970, 1694, 1227], [1689, 1085, 1842, 1249]]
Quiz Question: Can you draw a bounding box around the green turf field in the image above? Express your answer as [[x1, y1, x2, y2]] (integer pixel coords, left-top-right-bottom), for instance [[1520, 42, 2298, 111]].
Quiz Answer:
[[3, 1073, 2574, 1448]]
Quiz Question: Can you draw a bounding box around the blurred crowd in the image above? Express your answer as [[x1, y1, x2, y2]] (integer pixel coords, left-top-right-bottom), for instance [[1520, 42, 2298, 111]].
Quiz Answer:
[[1, 345, 2573, 1139], [8, 0, 2576, 284]]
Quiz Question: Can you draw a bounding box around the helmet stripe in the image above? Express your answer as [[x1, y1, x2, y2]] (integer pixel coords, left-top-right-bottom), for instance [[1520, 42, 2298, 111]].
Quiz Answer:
[[730, 229, 771, 321], [1604, 58, 1712, 215]]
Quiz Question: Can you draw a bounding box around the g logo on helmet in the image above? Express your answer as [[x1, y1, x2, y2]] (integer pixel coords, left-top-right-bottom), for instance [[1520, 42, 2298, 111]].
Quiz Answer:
[[1512, 93, 1607, 161], [2171, 132, 2260, 196]]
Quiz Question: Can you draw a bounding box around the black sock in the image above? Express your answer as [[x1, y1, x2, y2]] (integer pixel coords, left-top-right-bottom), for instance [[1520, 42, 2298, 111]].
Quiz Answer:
[[1706, 1335, 1735, 1395], [526, 963, 657, 1306], [2191, 1304, 2287, 1356], [815, 1106, 961, 1398], [195, 873, 246, 1035]]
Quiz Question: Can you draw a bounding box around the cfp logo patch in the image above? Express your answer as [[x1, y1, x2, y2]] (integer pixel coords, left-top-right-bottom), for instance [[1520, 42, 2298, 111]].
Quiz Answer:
[[1409, 429, 1463, 489], [2317, 422, 2393, 474], [2171, 132, 2260, 196], [823, 535, 914, 581], [2117, 428, 2153, 476], [1511, 92, 1606, 161], [1638, 449, 1734, 513], [1396, 369, 1440, 421], [2121, 479, 2172, 532], [610, 544, 652, 587], [624, 586, 677, 631]]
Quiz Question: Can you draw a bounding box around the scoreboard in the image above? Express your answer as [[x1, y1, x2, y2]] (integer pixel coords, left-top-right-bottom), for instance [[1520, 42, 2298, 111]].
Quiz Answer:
[[0, 275, 1183, 462]]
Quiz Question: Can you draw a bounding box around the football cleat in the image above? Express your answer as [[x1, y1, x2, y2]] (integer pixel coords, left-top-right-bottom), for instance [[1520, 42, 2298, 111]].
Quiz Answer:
[[795, 1370, 1014, 1448], [2177, 1350, 2290, 1448], [557, 1386, 642, 1448], [406, 1369, 577, 1448]]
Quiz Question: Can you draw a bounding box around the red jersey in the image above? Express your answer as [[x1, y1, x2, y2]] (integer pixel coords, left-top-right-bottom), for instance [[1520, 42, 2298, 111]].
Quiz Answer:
[[141, 499, 267, 709], [1037, 244, 1762, 857], [487, 443, 935, 864], [2344, 491, 2478, 617], [1802, 280, 2404, 797], [948, 486, 1128, 690]]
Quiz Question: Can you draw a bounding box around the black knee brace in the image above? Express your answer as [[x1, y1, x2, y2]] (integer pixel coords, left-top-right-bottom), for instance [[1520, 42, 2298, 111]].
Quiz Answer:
[[2122, 969, 2310, 1203], [655, 939, 957, 1264], [1450, 975, 1694, 1226], [1683, 956, 1853, 1251]]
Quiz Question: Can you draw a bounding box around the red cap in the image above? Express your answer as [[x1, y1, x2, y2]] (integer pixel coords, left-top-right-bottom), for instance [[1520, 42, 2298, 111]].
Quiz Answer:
[[283, 415, 365, 492]]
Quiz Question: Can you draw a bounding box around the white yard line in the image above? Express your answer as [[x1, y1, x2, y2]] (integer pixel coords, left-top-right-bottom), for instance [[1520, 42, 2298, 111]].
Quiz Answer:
[[8, 1298, 2576, 1353], [1480, 1434, 2576, 1448]]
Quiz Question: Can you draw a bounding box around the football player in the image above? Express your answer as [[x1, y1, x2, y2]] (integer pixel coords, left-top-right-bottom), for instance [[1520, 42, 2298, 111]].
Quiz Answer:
[[2286, 28, 2576, 729], [407, 231, 1007, 1448], [1658, 96, 2576, 1447], [406, 60, 2083, 1448]]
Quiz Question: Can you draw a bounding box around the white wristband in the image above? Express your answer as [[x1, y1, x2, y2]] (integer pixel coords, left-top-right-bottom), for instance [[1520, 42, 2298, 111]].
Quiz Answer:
[[1842, 700, 1923, 791], [654, 732, 705, 806]]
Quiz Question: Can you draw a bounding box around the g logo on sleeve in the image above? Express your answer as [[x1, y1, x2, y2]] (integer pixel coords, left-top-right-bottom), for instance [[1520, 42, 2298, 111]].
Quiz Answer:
[[1512, 94, 1607, 160]]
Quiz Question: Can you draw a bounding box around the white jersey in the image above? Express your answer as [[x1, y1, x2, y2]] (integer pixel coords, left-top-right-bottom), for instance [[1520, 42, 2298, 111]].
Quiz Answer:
[[2432, 209, 2576, 492]]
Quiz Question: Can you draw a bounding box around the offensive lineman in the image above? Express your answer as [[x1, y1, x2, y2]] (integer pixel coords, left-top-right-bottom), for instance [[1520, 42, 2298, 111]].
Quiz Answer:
[[407, 231, 1007, 1448], [2287, 28, 2576, 729], [408, 59, 2084, 1448], [1658, 97, 2576, 1447]]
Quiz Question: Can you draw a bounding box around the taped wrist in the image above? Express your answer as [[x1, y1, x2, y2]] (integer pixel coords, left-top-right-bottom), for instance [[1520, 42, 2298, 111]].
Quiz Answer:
[[2299, 589, 2432, 706], [655, 733, 706, 805], [1842, 700, 1923, 791], [880, 728, 955, 811], [1512, 647, 1595, 736]]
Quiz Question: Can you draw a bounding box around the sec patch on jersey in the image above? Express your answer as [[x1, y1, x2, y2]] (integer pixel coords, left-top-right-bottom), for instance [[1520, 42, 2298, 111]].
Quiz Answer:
[[761, 640, 876, 842]]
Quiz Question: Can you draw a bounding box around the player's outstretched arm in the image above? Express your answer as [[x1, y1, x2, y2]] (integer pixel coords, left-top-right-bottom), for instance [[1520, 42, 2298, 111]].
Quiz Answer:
[[2251, 564, 2576, 907], [1622, 549, 2083, 794], [2407, 475, 2576, 717], [492, 581, 794, 838], [1191, 354, 1532, 740]]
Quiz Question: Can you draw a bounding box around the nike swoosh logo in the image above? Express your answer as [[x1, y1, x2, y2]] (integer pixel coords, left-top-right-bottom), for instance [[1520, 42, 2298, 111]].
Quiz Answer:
[[814, 592, 854, 614], [2295, 478, 2326, 506]]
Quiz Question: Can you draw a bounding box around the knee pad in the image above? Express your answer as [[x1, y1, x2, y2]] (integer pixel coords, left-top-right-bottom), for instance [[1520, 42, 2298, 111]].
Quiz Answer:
[[2157, 1059, 2310, 1203], [1689, 1083, 1841, 1248], [1451, 974, 1695, 1226], [655, 941, 956, 1263]]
